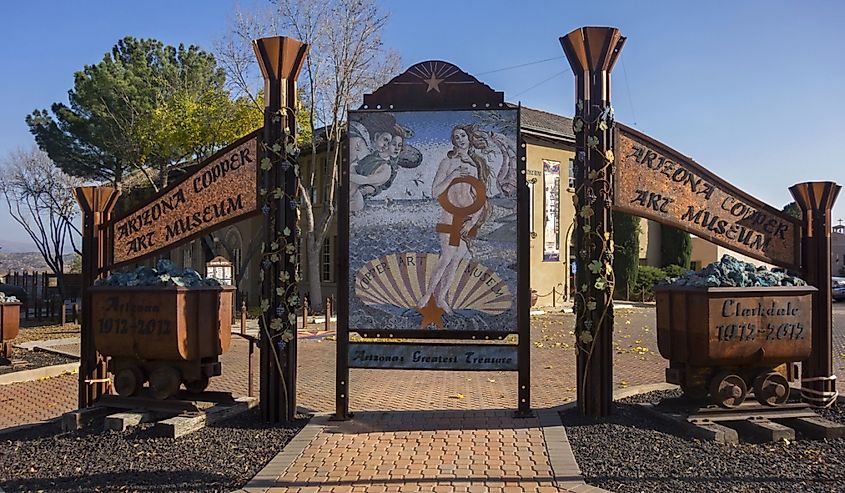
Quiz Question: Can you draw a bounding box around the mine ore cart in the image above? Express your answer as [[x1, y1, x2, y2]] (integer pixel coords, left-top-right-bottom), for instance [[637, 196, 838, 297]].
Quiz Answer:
[[656, 285, 816, 408], [90, 285, 235, 399], [1, 301, 21, 363]]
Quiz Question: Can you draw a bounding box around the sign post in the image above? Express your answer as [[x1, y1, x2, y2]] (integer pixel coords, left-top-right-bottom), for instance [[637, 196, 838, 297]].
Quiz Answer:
[[790, 181, 841, 407], [253, 36, 309, 423], [561, 27, 626, 417], [75, 186, 119, 408]]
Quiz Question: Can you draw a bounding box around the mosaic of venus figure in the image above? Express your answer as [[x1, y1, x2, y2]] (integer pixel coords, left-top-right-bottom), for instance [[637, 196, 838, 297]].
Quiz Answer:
[[417, 125, 492, 315]]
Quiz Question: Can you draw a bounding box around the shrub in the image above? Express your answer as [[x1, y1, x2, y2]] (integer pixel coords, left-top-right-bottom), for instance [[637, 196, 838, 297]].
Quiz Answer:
[[660, 226, 691, 269], [662, 264, 689, 278], [633, 265, 668, 301], [612, 211, 640, 300]]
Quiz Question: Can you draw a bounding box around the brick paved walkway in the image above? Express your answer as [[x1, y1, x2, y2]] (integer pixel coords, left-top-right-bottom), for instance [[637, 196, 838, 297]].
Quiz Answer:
[[258, 411, 563, 493], [0, 308, 666, 492]]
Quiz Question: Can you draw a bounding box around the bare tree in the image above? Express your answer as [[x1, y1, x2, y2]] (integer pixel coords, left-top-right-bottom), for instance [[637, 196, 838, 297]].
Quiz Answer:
[[0, 146, 83, 298], [217, 0, 400, 311]]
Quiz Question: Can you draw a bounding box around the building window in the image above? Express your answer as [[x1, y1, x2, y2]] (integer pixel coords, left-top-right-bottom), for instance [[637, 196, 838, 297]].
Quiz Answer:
[[543, 160, 561, 261], [568, 159, 575, 189], [322, 236, 333, 282]]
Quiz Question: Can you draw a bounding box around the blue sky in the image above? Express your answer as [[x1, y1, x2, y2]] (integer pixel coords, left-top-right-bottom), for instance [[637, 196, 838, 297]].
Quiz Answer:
[[1, 0, 843, 251]]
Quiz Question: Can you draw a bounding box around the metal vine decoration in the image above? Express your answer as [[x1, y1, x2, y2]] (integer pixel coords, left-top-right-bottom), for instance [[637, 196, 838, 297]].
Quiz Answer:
[[257, 108, 302, 404], [572, 98, 616, 385]]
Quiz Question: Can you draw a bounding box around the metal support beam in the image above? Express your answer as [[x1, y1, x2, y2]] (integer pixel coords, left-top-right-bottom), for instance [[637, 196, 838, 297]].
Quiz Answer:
[[790, 181, 841, 407], [561, 26, 626, 417], [75, 186, 119, 408], [254, 36, 309, 423]]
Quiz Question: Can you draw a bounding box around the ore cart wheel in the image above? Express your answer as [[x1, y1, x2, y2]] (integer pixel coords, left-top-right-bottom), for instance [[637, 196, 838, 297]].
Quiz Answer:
[[149, 366, 181, 400], [113, 365, 144, 397], [754, 371, 789, 406], [184, 376, 210, 394], [709, 371, 747, 408]]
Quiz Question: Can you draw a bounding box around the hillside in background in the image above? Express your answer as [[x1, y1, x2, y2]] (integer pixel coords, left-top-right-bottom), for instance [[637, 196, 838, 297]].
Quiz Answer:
[[0, 251, 76, 273]]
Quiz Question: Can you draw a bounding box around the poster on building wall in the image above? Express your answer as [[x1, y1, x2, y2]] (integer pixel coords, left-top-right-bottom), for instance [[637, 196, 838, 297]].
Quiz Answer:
[[543, 160, 561, 261], [348, 109, 519, 334]]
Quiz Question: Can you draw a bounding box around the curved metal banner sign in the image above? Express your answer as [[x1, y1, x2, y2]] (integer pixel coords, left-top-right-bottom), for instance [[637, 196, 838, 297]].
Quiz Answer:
[[112, 131, 260, 267], [614, 125, 801, 271]]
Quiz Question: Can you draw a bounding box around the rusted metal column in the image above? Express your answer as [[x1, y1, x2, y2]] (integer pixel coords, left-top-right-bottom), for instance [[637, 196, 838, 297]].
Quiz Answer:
[[561, 27, 626, 417], [790, 181, 841, 407], [254, 36, 309, 423], [75, 186, 119, 408]]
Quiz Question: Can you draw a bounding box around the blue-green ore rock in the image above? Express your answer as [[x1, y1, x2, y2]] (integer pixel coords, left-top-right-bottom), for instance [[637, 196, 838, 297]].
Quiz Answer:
[[662, 254, 806, 288], [95, 259, 221, 288], [0, 292, 19, 303]]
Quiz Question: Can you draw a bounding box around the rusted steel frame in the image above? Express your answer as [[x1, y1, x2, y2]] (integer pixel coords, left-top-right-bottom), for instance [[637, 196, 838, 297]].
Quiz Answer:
[[254, 36, 309, 423], [355, 329, 512, 340], [790, 181, 841, 407], [335, 132, 351, 420], [75, 186, 120, 408], [516, 106, 532, 417], [561, 26, 625, 417]]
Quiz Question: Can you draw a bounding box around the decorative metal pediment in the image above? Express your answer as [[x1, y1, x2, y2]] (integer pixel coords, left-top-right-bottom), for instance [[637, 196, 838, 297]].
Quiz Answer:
[[363, 60, 504, 110]]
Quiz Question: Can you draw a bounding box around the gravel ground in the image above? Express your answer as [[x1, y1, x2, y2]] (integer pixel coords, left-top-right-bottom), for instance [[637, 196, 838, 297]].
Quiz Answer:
[[561, 389, 845, 493], [0, 408, 309, 493], [0, 348, 77, 375], [14, 323, 80, 344]]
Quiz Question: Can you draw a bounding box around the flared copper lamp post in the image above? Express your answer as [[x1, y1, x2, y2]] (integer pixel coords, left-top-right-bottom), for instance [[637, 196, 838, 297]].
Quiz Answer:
[[561, 27, 626, 417], [75, 186, 119, 408], [254, 36, 309, 423], [790, 181, 841, 408]]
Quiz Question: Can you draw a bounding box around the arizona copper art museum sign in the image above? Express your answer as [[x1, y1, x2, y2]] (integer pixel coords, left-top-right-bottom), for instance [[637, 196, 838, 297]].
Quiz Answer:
[[614, 125, 801, 270], [113, 135, 259, 265]]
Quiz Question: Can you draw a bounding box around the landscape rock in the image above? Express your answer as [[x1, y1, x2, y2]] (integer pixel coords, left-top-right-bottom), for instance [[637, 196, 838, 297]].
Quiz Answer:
[[662, 254, 806, 288], [0, 293, 19, 304], [95, 259, 220, 288]]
